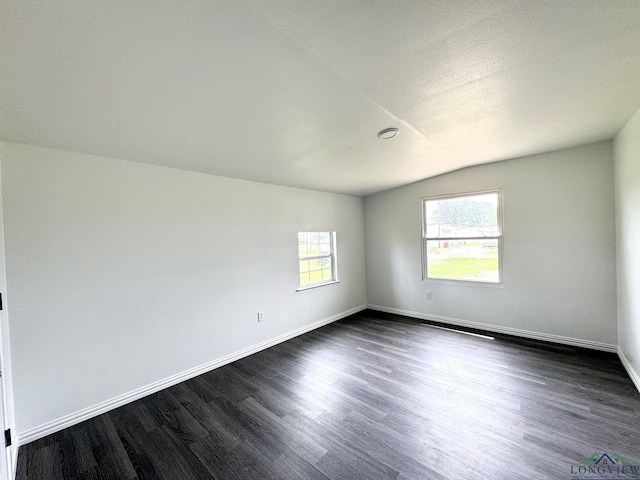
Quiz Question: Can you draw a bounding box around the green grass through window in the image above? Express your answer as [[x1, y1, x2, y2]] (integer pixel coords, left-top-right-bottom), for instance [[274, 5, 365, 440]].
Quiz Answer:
[[428, 257, 498, 280]]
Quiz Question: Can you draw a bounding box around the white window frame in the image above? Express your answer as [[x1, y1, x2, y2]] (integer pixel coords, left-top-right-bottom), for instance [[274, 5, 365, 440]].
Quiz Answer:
[[296, 232, 339, 291], [421, 188, 503, 285]]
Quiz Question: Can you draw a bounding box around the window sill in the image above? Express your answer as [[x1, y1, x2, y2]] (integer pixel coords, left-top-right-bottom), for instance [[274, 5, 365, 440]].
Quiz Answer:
[[423, 277, 504, 288], [296, 280, 341, 292]]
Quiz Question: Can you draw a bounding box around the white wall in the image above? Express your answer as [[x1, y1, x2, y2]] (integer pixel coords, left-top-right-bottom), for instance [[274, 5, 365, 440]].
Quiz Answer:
[[614, 108, 640, 389], [365, 142, 617, 348], [0, 141, 366, 439]]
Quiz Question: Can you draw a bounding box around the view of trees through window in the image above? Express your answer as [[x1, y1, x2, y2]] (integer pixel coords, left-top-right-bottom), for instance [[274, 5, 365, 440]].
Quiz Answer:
[[423, 191, 501, 283], [298, 232, 335, 287]]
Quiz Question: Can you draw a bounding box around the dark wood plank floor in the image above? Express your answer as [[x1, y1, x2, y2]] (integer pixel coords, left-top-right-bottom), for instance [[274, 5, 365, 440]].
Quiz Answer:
[[16, 310, 640, 479]]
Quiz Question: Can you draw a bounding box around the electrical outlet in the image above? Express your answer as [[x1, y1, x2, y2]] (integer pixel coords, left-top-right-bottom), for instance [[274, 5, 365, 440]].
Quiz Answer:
[[426, 291, 432, 299], [258, 311, 265, 322]]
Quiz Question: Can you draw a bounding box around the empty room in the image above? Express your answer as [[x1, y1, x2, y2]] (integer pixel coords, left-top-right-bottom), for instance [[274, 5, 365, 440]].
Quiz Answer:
[[1, 1, 640, 479]]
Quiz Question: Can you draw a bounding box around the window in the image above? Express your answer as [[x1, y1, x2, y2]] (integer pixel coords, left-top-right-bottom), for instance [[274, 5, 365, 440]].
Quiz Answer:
[[422, 189, 502, 284], [297, 232, 337, 289]]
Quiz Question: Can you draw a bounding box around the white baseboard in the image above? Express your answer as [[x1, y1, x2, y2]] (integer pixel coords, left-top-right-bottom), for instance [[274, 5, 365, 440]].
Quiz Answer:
[[618, 347, 640, 394], [17, 304, 366, 446], [367, 305, 618, 353]]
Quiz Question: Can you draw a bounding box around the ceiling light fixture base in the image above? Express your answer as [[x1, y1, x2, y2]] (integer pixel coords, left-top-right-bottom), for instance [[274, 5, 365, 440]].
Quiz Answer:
[[377, 127, 399, 139]]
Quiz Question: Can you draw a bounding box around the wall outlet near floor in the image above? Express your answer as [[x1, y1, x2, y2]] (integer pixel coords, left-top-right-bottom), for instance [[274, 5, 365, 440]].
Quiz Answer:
[[257, 311, 265, 322], [426, 291, 432, 299]]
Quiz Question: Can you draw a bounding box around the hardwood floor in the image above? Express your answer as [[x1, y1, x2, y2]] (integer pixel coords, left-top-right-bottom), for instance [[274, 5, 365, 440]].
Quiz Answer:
[[16, 310, 640, 479]]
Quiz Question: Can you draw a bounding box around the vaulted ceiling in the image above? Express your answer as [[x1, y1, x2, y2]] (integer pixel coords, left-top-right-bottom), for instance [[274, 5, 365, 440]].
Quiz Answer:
[[2, 1, 640, 196]]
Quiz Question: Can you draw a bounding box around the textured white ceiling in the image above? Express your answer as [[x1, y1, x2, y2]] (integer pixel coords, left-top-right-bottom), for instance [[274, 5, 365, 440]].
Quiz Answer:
[[2, 1, 640, 196]]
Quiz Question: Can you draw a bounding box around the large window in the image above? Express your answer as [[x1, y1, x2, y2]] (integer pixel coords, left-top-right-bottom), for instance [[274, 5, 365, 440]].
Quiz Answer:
[[422, 190, 502, 284], [297, 232, 337, 288]]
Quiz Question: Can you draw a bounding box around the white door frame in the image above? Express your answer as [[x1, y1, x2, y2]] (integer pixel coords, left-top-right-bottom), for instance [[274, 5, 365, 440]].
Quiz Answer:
[[0, 327, 8, 480], [0, 155, 14, 480]]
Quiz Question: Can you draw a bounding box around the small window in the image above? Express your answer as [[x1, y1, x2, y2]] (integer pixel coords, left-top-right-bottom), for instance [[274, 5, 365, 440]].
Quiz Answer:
[[422, 190, 502, 284], [298, 232, 337, 288]]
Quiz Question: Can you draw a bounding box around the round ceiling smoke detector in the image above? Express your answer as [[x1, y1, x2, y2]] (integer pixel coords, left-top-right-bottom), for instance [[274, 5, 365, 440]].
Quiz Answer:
[[377, 127, 399, 139]]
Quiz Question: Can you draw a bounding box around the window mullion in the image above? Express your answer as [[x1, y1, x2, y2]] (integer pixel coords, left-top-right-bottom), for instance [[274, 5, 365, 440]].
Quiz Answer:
[[424, 236, 502, 241]]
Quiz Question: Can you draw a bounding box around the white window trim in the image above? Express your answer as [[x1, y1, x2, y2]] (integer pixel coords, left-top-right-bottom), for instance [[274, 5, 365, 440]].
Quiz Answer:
[[420, 188, 504, 286], [296, 280, 341, 292], [296, 231, 338, 291]]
